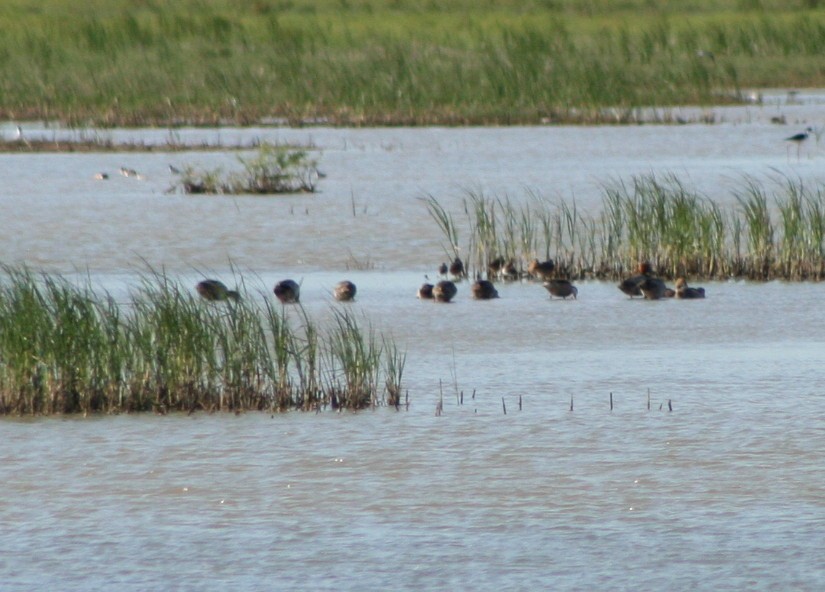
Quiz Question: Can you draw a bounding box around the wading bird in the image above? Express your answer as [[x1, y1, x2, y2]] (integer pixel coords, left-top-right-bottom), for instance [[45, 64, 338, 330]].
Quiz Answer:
[[785, 127, 814, 161], [120, 167, 143, 179], [12, 125, 30, 147]]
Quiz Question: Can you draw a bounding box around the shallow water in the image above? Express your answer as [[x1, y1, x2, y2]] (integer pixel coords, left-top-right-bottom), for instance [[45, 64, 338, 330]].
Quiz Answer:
[[2, 99, 825, 590]]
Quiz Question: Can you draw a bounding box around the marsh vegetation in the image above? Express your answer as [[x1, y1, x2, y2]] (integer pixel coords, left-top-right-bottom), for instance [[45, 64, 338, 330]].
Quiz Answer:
[[169, 144, 321, 194], [1, 0, 823, 126], [0, 266, 405, 415], [426, 173, 825, 281]]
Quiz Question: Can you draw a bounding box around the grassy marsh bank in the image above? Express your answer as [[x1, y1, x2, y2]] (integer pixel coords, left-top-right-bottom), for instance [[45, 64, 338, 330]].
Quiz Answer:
[[0, 128, 303, 153], [1, 1, 823, 126], [426, 173, 825, 281], [0, 136, 264, 154], [0, 267, 405, 416]]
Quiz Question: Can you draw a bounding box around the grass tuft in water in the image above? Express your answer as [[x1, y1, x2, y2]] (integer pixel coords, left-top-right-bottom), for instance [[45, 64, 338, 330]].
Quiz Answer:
[[0, 267, 403, 416], [425, 173, 825, 282], [171, 144, 321, 195]]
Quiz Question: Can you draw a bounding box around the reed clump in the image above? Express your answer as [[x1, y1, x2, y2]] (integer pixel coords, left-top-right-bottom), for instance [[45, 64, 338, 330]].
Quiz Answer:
[[0, 266, 404, 416], [170, 143, 321, 194], [426, 174, 825, 281]]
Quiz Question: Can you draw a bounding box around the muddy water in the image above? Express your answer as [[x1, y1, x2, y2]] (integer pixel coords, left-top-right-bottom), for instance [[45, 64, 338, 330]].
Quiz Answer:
[[1, 100, 825, 590]]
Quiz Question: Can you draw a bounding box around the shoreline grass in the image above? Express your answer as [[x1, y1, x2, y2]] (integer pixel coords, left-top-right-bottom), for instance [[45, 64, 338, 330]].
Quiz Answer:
[[0, 266, 406, 416], [426, 173, 825, 282], [0, 1, 823, 127], [0, 138, 263, 154], [0, 131, 311, 154]]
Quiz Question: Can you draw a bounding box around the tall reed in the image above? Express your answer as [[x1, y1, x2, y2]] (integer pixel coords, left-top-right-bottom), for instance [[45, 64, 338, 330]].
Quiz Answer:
[[424, 194, 461, 263], [324, 308, 382, 410], [425, 174, 825, 281], [0, 267, 405, 415]]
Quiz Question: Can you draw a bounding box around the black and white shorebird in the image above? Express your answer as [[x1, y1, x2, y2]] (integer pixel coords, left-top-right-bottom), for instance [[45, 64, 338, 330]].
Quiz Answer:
[[12, 125, 30, 147], [785, 127, 814, 161], [120, 167, 144, 179]]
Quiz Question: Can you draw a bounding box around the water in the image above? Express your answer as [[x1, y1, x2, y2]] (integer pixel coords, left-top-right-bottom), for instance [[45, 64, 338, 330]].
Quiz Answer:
[[1, 97, 825, 590]]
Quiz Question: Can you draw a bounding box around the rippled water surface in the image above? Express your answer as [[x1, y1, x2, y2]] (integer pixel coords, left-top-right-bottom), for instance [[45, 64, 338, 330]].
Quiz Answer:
[[1, 96, 825, 591]]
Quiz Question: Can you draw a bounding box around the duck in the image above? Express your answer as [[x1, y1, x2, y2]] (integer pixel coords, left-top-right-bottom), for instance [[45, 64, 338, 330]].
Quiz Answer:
[[432, 280, 457, 302], [471, 279, 499, 300], [273, 279, 300, 304], [618, 277, 643, 298], [675, 277, 706, 299], [449, 257, 466, 280], [196, 279, 240, 302], [618, 261, 653, 298], [438, 262, 449, 277], [543, 279, 578, 299], [638, 275, 670, 300], [500, 260, 519, 281], [528, 258, 555, 280], [488, 256, 506, 279], [333, 280, 357, 302], [417, 283, 435, 300]]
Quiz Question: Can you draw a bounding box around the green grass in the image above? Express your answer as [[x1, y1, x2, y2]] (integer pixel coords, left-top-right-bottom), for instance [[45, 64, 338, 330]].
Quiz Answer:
[[427, 173, 825, 281], [0, 1, 822, 126], [0, 266, 406, 415]]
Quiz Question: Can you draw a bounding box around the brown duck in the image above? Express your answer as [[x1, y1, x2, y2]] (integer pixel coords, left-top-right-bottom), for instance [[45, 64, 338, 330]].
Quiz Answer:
[[196, 279, 240, 302], [449, 257, 466, 280], [418, 283, 435, 300], [675, 278, 706, 299], [273, 279, 300, 304], [471, 279, 499, 300], [433, 280, 458, 302], [618, 261, 673, 299], [333, 280, 357, 302], [543, 279, 578, 299], [528, 258, 555, 280]]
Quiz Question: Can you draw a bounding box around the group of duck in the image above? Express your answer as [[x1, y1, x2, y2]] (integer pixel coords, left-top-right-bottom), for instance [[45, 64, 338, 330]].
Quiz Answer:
[[416, 257, 578, 302], [196, 278, 357, 304], [416, 258, 705, 302], [617, 261, 706, 300], [194, 259, 704, 306]]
